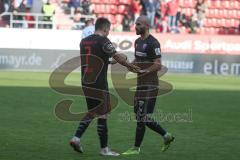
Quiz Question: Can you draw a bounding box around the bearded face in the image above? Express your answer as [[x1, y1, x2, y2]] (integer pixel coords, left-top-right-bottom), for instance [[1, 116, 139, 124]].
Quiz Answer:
[[136, 22, 147, 35]]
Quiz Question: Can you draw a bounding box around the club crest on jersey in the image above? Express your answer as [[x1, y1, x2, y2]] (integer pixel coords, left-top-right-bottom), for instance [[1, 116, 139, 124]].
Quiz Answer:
[[142, 44, 147, 50]]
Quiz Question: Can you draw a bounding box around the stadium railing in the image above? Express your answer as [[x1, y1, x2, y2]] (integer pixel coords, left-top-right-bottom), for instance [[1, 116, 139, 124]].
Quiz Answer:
[[0, 12, 56, 29]]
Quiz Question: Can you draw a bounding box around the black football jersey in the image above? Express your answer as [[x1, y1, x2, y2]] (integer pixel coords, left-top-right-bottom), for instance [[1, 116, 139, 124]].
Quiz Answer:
[[80, 34, 116, 90], [134, 35, 162, 86]]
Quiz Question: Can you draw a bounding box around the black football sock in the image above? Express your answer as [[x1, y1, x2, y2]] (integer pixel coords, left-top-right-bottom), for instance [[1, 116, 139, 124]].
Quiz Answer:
[[97, 118, 108, 148], [75, 115, 93, 138], [134, 121, 146, 148]]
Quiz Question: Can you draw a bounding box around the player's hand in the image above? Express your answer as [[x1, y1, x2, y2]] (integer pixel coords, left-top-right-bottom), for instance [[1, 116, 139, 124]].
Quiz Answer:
[[127, 63, 140, 73], [109, 59, 117, 64]]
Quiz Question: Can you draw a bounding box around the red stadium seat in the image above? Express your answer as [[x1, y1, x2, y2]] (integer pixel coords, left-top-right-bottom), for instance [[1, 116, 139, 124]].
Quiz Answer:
[[94, 4, 106, 14], [227, 10, 237, 19], [223, 9, 228, 19], [234, 19, 239, 28], [105, 5, 111, 13], [119, 0, 131, 5], [230, 19, 237, 28], [182, 0, 194, 8], [105, 4, 118, 14], [92, 0, 101, 4], [235, 1, 240, 9], [199, 27, 205, 34], [232, 10, 238, 19], [185, 8, 192, 17], [179, 0, 183, 7], [205, 18, 217, 27], [97, 14, 104, 18], [214, 0, 221, 9], [109, 0, 119, 5], [216, 19, 222, 27], [190, 8, 195, 15], [118, 5, 127, 14], [228, 28, 236, 35], [104, 14, 116, 24], [218, 9, 224, 18], [225, 19, 232, 28], [213, 9, 219, 18], [214, 27, 220, 34], [231, 1, 240, 10], [207, 9, 216, 18], [210, 27, 216, 34], [207, 0, 214, 9], [100, 4, 106, 13], [103, 0, 110, 4], [109, 5, 117, 14], [205, 9, 210, 18], [211, 18, 217, 27], [222, 0, 230, 9], [204, 27, 210, 34], [189, 0, 195, 8], [204, 19, 211, 27], [237, 10, 240, 19], [93, 4, 101, 13]]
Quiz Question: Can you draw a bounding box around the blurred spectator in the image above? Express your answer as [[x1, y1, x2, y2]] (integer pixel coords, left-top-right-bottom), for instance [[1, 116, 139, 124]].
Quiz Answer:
[[122, 13, 133, 31], [113, 19, 123, 32], [81, 18, 95, 38], [168, 0, 180, 33], [238, 20, 240, 34], [31, 0, 44, 13], [144, 0, 160, 28], [72, 8, 82, 29], [81, 0, 91, 15], [26, 0, 33, 8], [180, 13, 198, 34], [68, 0, 80, 18], [0, 1, 4, 14], [140, 0, 146, 15], [42, 0, 55, 29], [131, 0, 142, 22], [160, 0, 171, 20], [156, 15, 168, 33], [24, 7, 35, 28], [3, 0, 10, 12], [195, 0, 207, 27], [10, 0, 27, 28]]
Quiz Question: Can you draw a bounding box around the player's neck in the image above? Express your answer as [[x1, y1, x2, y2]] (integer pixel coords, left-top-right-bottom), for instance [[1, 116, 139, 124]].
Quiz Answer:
[[140, 32, 150, 40], [94, 31, 104, 37]]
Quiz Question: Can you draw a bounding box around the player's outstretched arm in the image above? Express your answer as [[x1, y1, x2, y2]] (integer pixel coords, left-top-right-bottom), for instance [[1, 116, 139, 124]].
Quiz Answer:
[[112, 53, 140, 73], [139, 58, 162, 73]]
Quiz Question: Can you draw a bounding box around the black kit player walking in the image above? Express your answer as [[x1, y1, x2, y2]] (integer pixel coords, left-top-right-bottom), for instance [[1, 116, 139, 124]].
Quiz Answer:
[[123, 16, 175, 155], [69, 17, 140, 156]]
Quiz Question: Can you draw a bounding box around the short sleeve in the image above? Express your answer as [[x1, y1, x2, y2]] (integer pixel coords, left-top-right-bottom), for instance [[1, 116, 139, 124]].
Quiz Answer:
[[101, 37, 117, 57], [150, 40, 161, 59]]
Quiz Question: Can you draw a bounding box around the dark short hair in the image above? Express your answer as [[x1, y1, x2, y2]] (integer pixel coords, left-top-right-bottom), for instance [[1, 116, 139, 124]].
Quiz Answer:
[[95, 17, 111, 31]]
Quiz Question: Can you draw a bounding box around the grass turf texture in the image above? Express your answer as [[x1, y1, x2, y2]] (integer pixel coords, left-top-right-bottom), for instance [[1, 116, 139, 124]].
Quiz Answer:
[[0, 71, 239, 160]]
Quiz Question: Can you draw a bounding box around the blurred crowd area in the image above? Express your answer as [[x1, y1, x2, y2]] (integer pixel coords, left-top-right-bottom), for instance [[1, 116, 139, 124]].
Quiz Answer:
[[0, 0, 240, 34]]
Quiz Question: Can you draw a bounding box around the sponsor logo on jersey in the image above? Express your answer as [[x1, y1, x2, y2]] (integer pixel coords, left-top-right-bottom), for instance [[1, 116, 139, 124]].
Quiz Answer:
[[142, 43, 147, 50], [155, 48, 161, 55], [103, 41, 115, 54]]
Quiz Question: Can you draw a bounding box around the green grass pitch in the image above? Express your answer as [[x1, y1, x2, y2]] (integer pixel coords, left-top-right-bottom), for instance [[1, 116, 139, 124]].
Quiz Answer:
[[0, 71, 240, 160]]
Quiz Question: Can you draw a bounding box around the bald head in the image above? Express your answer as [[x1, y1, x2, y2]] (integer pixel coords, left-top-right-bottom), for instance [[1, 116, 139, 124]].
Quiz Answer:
[[135, 16, 151, 29], [135, 16, 151, 35]]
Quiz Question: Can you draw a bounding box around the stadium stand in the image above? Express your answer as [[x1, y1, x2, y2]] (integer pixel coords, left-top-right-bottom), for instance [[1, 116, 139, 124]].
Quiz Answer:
[[0, 0, 239, 35]]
